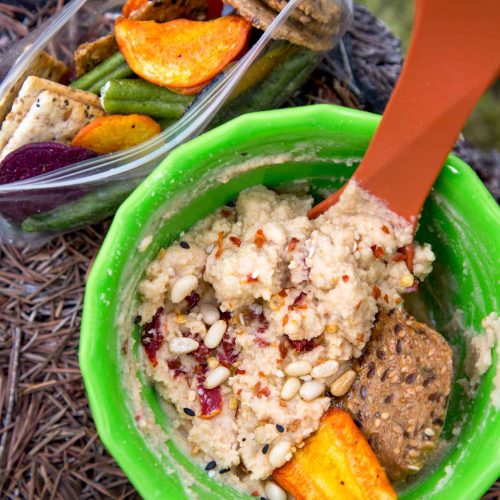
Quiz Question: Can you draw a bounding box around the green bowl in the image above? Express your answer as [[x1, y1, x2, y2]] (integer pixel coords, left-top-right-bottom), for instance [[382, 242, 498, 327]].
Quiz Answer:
[[80, 104, 500, 499]]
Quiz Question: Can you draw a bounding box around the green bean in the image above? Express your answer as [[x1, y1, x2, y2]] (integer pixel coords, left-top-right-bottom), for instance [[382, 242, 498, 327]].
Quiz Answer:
[[102, 79, 193, 104], [101, 99, 187, 119], [70, 53, 133, 93]]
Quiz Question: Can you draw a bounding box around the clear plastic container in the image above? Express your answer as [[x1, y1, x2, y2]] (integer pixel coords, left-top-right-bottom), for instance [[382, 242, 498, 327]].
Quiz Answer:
[[0, 0, 352, 244]]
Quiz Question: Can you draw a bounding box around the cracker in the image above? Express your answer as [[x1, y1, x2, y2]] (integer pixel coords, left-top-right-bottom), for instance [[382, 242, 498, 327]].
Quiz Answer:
[[342, 308, 453, 483], [261, 0, 340, 36], [223, 0, 333, 51], [74, 34, 118, 77], [0, 51, 68, 124], [130, 0, 207, 22], [0, 90, 104, 160], [0, 76, 101, 155]]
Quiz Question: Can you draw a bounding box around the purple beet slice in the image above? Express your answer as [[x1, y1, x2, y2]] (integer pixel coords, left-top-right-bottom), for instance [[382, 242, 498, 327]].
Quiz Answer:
[[0, 142, 98, 185]]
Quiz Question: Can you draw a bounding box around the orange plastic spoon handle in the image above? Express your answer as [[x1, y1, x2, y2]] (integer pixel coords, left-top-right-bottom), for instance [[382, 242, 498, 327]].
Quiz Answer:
[[309, 0, 500, 223]]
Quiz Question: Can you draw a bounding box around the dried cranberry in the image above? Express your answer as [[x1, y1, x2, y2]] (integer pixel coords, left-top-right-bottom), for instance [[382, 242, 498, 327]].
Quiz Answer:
[[219, 310, 232, 321], [197, 377, 222, 418], [185, 292, 200, 311], [286, 335, 318, 353], [292, 291, 307, 305], [140, 308, 164, 366], [217, 334, 239, 365]]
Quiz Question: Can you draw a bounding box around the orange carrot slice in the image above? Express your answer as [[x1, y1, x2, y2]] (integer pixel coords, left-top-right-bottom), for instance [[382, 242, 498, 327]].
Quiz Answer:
[[115, 16, 251, 88], [166, 82, 208, 96], [122, 0, 148, 18], [71, 114, 160, 154], [273, 408, 397, 500]]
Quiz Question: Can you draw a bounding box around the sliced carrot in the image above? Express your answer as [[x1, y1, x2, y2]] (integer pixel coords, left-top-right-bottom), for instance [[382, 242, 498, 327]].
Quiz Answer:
[[122, 0, 148, 18], [115, 16, 251, 88], [71, 114, 160, 154], [273, 408, 397, 500]]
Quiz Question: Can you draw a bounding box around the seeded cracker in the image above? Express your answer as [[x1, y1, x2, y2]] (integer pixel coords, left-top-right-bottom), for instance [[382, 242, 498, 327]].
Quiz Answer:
[[0, 51, 68, 124], [0, 76, 101, 159], [0, 91, 104, 160], [341, 308, 453, 483], [223, 0, 333, 51], [74, 34, 119, 77]]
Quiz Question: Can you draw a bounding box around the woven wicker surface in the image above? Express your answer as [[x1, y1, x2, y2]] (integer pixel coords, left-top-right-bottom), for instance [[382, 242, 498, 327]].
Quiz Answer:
[[0, 2, 498, 498]]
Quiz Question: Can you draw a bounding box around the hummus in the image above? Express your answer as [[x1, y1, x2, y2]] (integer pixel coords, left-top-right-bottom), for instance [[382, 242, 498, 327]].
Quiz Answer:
[[135, 182, 435, 493]]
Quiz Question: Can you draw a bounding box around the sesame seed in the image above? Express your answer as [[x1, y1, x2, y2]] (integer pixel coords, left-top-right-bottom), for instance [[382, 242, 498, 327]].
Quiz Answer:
[[251, 270, 260, 279], [276, 424, 285, 433], [183, 407, 195, 417], [180, 241, 190, 249], [133, 315, 142, 324], [262, 444, 270, 454], [205, 461, 217, 471], [275, 370, 285, 378]]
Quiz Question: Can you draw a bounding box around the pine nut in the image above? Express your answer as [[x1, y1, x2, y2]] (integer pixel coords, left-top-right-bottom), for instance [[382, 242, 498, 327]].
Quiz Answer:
[[264, 481, 287, 500], [204, 320, 227, 349], [268, 440, 292, 468], [205, 366, 230, 389], [171, 274, 198, 303], [299, 380, 325, 401], [284, 361, 312, 377], [280, 377, 301, 400], [329, 369, 356, 397], [169, 337, 199, 354], [200, 303, 220, 325], [311, 360, 339, 379]]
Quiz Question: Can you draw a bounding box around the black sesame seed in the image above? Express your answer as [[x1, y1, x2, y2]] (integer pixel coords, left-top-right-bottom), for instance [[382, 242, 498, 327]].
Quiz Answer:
[[262, 444, 269, 455], [180, 241, 190, 249], [376, 349, 386, 360], [260, 497, 267, 500], [205, 460, 217, 471], [240, 152, 248, 156], [276, 424, 285, 433], [381, 368, 389, 382], [225, 199, 236, 207], [219, 468, 230, 474], [134, 315, 142, 324], [183, 407, 195, 417], [242, 437, 246, 442], [367, 362, 376, 378], [394, 323, 403, 333], [406, 373, 417, 384], [383, 394, 394, 404]]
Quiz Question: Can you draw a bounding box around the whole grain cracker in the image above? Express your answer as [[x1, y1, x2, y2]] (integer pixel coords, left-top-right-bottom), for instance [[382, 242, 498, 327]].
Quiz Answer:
[[0, 76, 101, 157], [1, 90, 104, 159]]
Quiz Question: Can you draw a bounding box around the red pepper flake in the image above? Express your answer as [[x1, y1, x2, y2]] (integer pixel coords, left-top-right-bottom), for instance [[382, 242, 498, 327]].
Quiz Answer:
[[287, 237, 299, 252], [217, 334, 239, 365], [237, 389, 242, 397], [251, 491, 259, 497], [220, 209, 232, 218], [246, 274, 259, 283], [279, 289, 288, 297], [342, 275, 350, 283], [392, 252, 405, 262], [372, 286, 381, 299], [255, 336, 270, 347], [282, 314, 289, 326], [279, 338, 289, 359], [384, 294, 389, 303], [167, 357, 186, 378], [288, 291, 307, 310], [197, 383, 222, 419], [185, 291, 200, 311], [258, 371, 265, 377], [229, 236, 241, 247], [371, 245, 385, 259], [258, 386, 271, 398], [236, 368, 246, 375], [216, 231, 225, 259], [254, 229, 266, 248], [381, 225, 390, 234], [140, 307, 164, 367]]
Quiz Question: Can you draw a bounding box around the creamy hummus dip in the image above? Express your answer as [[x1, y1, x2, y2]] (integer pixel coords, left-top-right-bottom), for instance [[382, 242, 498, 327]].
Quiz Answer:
[[135, 182, 435, 493]]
